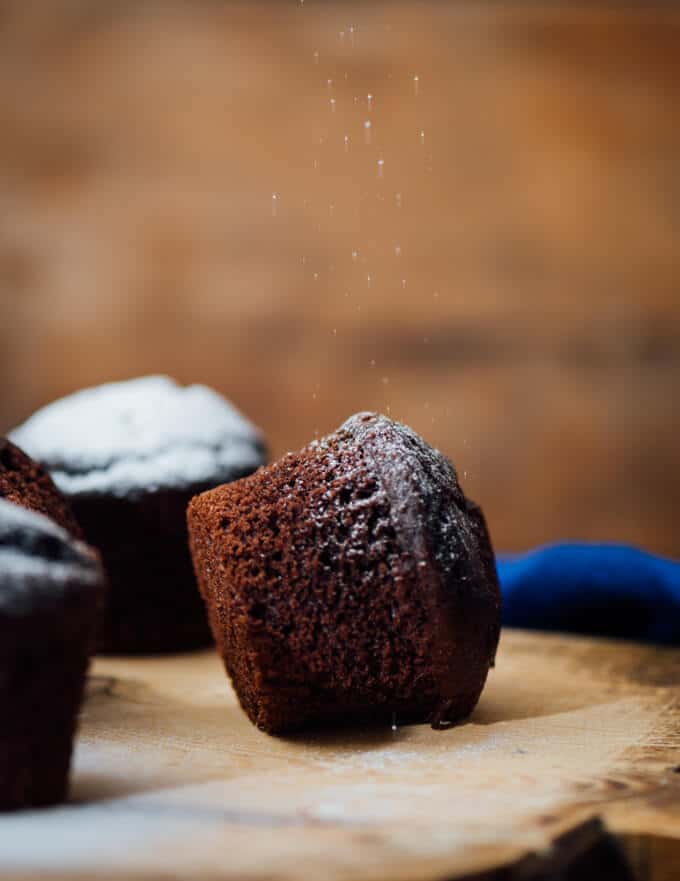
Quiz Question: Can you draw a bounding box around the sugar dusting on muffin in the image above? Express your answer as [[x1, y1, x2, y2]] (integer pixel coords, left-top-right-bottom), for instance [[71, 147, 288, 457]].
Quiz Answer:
[[11, 376, 267, 498]]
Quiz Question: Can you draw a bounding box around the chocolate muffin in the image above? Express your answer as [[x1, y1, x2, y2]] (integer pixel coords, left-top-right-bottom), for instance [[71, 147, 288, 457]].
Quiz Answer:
[[188, 412, 500, 734], [0, 438, 82, 538], [0, 499, 105, 811], [11, 376, 267, 653]]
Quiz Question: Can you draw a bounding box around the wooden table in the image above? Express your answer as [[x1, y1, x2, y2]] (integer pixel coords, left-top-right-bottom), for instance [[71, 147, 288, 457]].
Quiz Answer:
[[1, 630, 678, 880]]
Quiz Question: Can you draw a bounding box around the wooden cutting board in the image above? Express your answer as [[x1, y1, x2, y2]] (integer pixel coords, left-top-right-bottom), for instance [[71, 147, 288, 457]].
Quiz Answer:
[[1, 630, 679, 880]]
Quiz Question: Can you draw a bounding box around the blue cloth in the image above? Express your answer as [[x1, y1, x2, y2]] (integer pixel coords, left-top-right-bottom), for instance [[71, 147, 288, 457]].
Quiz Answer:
[[497, 543, 680, 646]]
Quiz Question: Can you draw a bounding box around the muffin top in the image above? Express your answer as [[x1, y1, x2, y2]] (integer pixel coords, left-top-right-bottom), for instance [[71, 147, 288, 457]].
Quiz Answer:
[[11, 376, 267, 499], [0, 438, 82, 536], [0, 499, 104, 618]]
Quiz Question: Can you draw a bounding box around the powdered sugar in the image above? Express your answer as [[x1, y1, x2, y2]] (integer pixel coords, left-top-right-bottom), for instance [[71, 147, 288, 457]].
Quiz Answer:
[[11, 376, 266, 498], [0, 499, 103, 616], [316, 731, 516, 774]]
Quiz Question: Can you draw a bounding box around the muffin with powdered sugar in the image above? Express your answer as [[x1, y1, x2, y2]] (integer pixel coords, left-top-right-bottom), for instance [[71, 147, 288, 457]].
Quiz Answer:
[[12, 376, 267, 653]]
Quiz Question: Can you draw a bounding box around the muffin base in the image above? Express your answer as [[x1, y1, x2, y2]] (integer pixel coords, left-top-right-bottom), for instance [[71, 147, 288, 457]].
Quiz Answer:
[[0, 611, 93, 811], [72, 487, 216, 654]]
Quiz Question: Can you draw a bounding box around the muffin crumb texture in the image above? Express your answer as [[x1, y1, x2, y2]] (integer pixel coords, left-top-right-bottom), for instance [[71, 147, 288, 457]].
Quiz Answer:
[[189, 412, 500, 734], [0, 438, 82, 537]]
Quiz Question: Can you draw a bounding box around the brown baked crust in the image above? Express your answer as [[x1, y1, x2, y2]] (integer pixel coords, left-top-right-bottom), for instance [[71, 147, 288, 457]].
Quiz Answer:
[[0, 438, 82, 538], [188, 413, 500, 734]]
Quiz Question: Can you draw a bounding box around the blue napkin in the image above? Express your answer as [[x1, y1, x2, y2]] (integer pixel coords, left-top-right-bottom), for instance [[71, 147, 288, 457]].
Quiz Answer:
[[497, 544, 680, 646]]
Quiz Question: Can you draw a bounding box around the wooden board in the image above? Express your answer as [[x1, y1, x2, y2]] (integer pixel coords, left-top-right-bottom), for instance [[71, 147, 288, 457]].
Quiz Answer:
[[1, 630, 679, 880]]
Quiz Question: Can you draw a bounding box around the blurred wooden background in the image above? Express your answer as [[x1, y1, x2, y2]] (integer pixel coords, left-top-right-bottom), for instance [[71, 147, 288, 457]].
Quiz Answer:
[[0, 1, 679, 554]]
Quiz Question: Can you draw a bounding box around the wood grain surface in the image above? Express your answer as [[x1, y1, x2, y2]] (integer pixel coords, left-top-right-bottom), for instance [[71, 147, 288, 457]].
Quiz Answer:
[[0, 2, 679, 556], [0, 630, 678, 880]]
